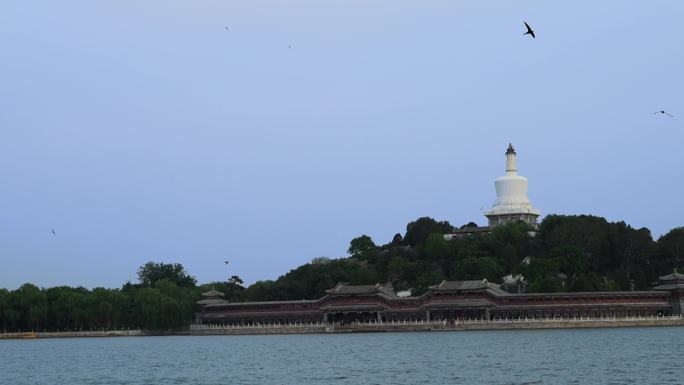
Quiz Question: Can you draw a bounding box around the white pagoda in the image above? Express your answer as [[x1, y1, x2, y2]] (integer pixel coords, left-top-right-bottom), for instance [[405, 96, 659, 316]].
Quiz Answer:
[[484, 143, 541, 227]]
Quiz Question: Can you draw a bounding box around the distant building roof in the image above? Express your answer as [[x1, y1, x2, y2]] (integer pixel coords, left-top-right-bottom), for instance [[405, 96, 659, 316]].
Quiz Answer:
[[429, 280, 489, 291], [428, 279, 510, 296], [653, 270, 684, 290], [325, 283, 398, 298], [658, 271, 684, 282], [444, 227, 491, 240], [204, 299, 319, 308], [197, 298, 229, 306], [454, 226, 491, 234], [202, 290, 225, 297], [652, 283, 684, 291]]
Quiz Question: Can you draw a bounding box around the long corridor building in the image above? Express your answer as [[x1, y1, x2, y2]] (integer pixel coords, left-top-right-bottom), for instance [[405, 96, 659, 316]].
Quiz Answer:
[[195, 272, 684, 326]]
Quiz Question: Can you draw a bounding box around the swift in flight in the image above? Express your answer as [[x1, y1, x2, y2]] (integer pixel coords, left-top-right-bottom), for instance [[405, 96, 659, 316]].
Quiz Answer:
[[653, 110, 674, 117], [523, 21, 535, 38]]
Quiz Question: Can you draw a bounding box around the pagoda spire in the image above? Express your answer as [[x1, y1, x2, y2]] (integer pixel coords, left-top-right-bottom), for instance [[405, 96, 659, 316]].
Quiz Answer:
[[506, 143, 516, 155], [505, 143, 517, 174]]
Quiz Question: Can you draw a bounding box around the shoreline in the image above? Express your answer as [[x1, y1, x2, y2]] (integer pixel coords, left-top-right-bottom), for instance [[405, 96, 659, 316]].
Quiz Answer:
[[0, 330, 147, 340], [3, 317, 683, 340], [189, 317, 684, 336]]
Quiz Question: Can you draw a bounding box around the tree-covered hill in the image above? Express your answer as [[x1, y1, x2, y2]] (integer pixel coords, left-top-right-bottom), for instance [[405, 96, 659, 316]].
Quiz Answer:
[[1, 215, 682, 332], [243, 215, 683, 299]]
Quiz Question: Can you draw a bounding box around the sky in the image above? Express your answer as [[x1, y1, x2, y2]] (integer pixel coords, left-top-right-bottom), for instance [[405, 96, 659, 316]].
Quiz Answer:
[[1, 0, 683, 290]]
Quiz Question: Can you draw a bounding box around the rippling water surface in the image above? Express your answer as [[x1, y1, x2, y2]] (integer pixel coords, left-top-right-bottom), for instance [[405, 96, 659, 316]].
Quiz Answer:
[[1, 327, 683, 384]]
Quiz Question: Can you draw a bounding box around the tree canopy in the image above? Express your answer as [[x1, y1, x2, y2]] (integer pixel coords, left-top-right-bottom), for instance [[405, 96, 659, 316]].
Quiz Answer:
[[137, 261, 197, 288]]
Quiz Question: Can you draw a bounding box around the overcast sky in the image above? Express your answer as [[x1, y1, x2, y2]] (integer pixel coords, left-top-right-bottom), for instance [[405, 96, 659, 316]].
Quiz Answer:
[[1, 0, 682, 290]]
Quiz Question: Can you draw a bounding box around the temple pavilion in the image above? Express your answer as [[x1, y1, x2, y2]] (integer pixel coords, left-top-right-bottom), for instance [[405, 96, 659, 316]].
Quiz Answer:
[[653, 270, 684, 315]]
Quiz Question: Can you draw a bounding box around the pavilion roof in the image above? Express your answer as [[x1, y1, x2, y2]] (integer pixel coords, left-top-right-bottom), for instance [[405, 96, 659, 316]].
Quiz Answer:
[[204, 299, 319, 308], [202, 289, 225, 298], [325, 283, 398, 298], [652, 283, 684, 291], [426, 279, 511, 297], [658, 271, 684, 282], [429, 279, 490, 291], [197, 298, 228, 305]]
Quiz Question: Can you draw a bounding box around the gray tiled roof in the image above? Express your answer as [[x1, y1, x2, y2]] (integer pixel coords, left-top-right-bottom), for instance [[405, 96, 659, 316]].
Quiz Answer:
[[486, 283, 510, 296], [653, 283, 684, 290], [205, 299, 319, 308], [427, 280, 511, 296], [202, 290, 225, 297], [327, 283, 379, 294], [428, 280, 489, 291], [658, 272, 684, 282], [325, 283, 398, 298], [197, 298, 228, 305]]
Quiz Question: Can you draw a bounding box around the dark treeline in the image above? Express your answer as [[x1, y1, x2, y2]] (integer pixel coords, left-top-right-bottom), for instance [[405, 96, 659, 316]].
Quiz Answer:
[[1, 215, 683, 332], [0, 262, 244, 333], [242, 215, 684, 300]]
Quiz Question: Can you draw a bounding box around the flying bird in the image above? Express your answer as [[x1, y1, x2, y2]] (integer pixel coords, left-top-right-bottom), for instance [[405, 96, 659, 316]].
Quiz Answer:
[[51, 228, 55, 236], [224, 260, 229, 265], [653, 110, 674, 117], [523, 21, 535, 38], [225, 26, 230, 32]]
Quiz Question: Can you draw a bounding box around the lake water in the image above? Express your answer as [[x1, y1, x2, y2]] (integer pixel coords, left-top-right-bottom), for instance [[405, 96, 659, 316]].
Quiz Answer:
[[1, 327, 683, 385]]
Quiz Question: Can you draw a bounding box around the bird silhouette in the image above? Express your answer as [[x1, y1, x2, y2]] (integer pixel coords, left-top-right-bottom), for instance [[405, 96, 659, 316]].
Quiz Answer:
[[225, 26, 229, 32], [51, 228, 55, 235], [224, 260, 229, 265], [523, 21, 535, 38], [653, 110, 674, 117]]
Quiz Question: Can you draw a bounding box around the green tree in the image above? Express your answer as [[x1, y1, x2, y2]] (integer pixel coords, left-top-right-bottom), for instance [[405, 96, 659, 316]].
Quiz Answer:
[[610, 224, 654, 289], [348, 235, 376, 256], [535, 215, 613, 272], [229, 275, 244, 285], [657, 227, 684, 269], [387, 255, 410, 284], [310, 257, 331, 265], [517, 258, 563, 293], [15, 283, 47, 331], [46, 286, 89, 331], [245, 280, 276, 302], [424, 233, 450, 260], [133, 287, 164, 329], [455, 257, 504, 281], [391, 233, 403, 245], [137, 261, 197, 288], [404, 217, 453, 247], [0, 288, 8, 332]]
